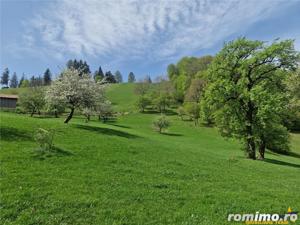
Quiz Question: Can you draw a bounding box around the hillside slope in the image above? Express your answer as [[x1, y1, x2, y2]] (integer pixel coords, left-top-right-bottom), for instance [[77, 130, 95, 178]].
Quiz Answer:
[[1, 84, 300, 224]]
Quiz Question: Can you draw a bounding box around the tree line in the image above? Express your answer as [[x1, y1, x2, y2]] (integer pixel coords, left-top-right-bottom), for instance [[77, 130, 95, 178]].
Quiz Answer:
[[1, 59, 137, 88]]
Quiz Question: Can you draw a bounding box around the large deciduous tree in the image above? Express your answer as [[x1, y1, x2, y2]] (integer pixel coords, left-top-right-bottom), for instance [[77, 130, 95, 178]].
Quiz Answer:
[[204, 38, 298, 159], [46, 69, 104, 123]]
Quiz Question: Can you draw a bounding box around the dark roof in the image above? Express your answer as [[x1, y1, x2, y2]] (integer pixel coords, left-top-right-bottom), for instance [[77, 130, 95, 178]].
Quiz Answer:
[[0, 94, 19, 99]]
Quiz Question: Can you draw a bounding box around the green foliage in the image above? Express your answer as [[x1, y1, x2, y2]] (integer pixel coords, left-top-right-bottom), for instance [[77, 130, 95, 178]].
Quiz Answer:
[[18, 87, 45, 116], [19, 78, 30, 88], [153, 94, 172, 113], [34, 128, 54, 152], [167, 56, 213, 102], [153, 115, 170, 133], [136, 96, 151, 112], [184, 78, 206, 103], [264, 124, 290, 154], [184, 102, 200, 126], [177, 106, 185, 120], [204, 37, 299, 159], [134, 82, 151, 96], [284, 69, 300, 131]]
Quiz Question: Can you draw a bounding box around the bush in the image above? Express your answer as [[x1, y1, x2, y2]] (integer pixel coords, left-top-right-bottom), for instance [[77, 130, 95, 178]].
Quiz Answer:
[[34, 128, 54, 152], [153, 115, 170, 133]]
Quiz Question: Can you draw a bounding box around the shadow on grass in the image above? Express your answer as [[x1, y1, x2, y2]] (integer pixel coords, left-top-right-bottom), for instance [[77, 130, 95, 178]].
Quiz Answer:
[[32, 146, 73, 160], [161, 132, 183, 137], [266, 150, 300, 159], [287, 152, 300, 159], [0, 126, 32, 141], [75, 124, 139, 139], [106, 122, 131, 129], [142, 109, 177, 116], [264, 158, 300, 169]]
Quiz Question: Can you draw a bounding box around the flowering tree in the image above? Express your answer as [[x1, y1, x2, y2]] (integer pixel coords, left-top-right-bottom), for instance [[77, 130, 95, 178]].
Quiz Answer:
[[46, 69, 105, 123]]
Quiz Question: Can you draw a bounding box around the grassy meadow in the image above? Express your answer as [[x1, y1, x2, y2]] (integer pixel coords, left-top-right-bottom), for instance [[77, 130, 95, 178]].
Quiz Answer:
[[0, 84, 300, 225]]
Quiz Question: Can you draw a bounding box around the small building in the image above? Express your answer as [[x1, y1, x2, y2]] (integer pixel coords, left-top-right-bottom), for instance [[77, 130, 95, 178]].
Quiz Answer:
[[0, 94, 19, 109]]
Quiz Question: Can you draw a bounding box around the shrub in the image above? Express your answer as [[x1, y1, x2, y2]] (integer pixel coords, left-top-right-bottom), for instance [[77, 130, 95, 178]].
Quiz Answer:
[[34, 128, 54, 152], [153, 115, 170, 133]]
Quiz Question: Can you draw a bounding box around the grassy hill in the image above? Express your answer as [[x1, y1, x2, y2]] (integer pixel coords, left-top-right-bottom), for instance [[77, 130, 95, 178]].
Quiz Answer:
[[1, 84, 300, 225]]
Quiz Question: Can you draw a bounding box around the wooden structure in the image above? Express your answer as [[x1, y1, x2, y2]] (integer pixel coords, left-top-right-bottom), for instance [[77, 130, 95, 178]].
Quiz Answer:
[[0, 94, 19, 109]]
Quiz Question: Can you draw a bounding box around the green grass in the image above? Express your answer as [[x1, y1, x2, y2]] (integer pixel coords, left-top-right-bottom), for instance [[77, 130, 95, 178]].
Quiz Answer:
[[106, 83, 137, 112], [0, 87, 28, 95], [1, 85, 300, 225]]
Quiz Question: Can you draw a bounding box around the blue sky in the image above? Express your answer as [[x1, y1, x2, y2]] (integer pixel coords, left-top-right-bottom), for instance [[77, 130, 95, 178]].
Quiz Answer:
[[1, 0, 300, 80]]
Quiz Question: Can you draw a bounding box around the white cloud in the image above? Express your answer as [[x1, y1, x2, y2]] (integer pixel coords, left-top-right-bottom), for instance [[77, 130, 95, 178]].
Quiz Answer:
[[24, 0, 297, 63]]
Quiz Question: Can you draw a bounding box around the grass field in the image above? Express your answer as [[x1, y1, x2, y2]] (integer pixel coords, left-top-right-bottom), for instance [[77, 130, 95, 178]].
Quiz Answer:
[[1, 84, 300, 225]]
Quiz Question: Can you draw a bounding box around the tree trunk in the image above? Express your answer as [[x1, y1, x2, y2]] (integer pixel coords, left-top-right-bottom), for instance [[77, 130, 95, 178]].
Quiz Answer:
[[64, 107, 75, 123], [245, 101, 256, 160], [30, 110, 35, 117], [54, 111, 58, 118], [246, 138, 256, 159], [258, 139, 266, 160]]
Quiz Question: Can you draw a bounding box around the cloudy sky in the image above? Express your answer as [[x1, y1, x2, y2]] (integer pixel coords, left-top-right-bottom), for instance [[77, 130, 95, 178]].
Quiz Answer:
[[1, 0, 300, 80]]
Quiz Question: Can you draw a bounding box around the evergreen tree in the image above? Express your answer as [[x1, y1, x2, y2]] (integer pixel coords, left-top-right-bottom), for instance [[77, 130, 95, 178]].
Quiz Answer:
[[43, 68, 52, 85], [94, 66, 104, 82], [128, 72, 135, 83], [1, 68, 9, 87], [66, 59, 91, 76], [10, 72, 18, 88], [102, 71, 117, 83], [19, 74, 25, 87], [114, 70, 123, 83]]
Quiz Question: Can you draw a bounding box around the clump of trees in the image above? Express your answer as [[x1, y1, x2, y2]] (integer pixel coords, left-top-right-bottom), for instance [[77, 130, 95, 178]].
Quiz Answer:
[[167, 56, 213, 102], [134, 76, 175, 113], [1, 68, 53, 88], [203, 38, 299, 159]]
